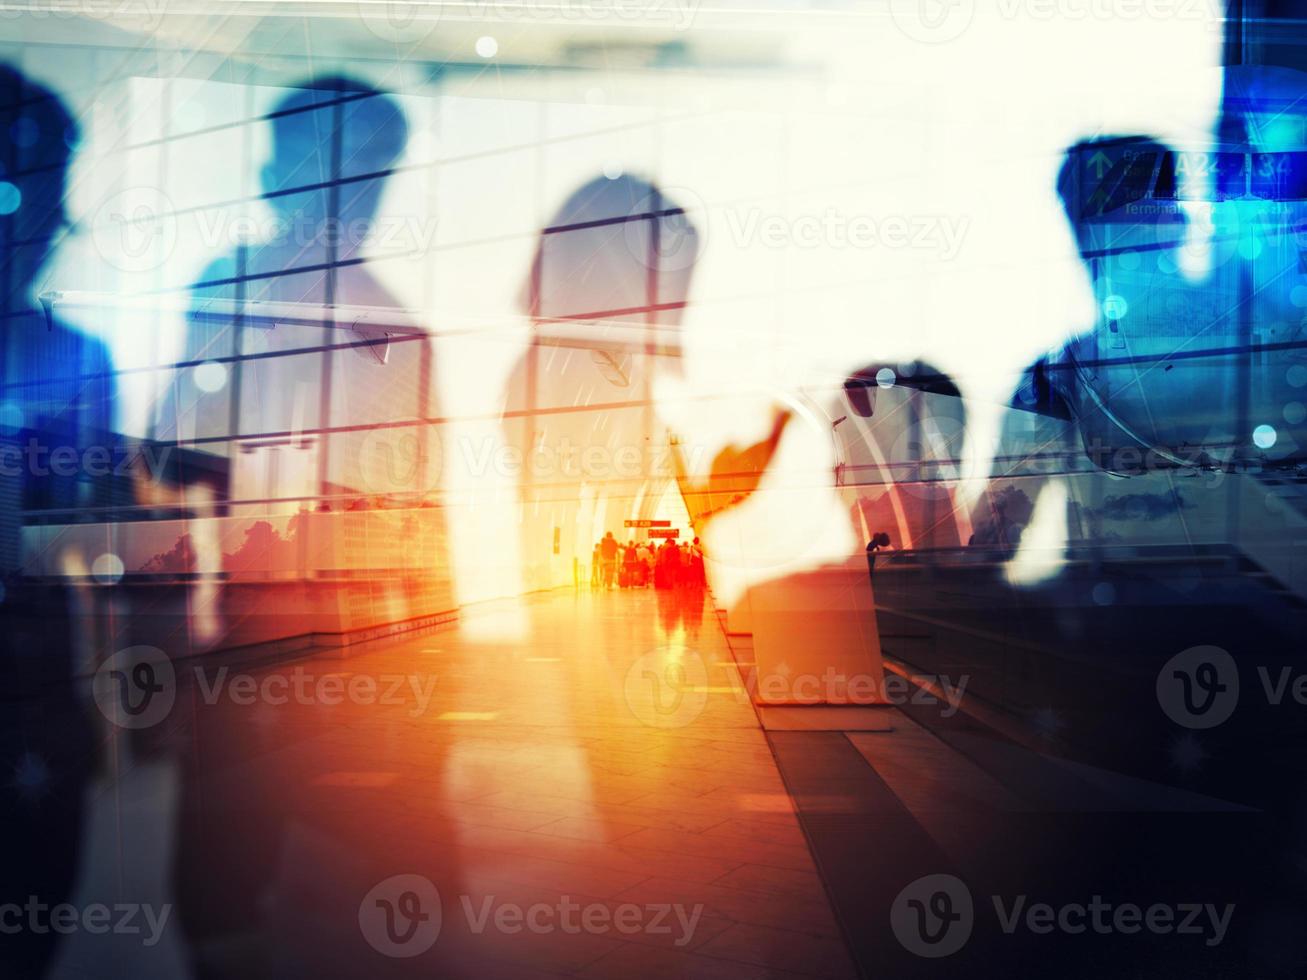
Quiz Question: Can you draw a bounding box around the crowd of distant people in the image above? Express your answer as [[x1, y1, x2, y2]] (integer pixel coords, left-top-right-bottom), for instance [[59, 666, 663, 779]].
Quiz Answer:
[[589, 531, 706, 590]]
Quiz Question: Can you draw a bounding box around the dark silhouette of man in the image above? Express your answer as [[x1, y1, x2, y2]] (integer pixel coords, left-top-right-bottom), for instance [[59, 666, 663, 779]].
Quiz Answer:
[[600, 530, 619, 588], [158, 75, 431, 505], [967, 136, 1192, 550], [0, 63, 117, 977], [161, 75, 444, 960]]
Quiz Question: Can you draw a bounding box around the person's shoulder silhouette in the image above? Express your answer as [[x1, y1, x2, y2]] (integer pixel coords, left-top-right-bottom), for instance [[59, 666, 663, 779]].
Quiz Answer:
[[163, 74, 417, 446], [194, 73, 409, 309], [0, 64, 116, 511], [0, 63, 116, 979]]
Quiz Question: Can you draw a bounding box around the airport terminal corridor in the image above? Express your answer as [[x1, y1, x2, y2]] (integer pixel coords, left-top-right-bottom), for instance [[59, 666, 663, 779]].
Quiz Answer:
[[8, 3, 1307, 977]]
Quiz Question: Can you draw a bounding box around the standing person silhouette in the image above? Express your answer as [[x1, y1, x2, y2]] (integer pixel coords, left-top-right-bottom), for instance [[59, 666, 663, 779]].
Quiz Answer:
[[600, 530, 619, 589], [158, 74, 434, 509], [0, 64, 117, 977], [972, 136, 1190, 551], [501, 175, 701, 592], [159, 75, 452, 965]]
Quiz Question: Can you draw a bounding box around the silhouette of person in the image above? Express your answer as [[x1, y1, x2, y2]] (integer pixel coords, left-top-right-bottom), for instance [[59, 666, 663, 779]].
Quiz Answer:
[[160, 75, 448, 963], [0, 63, 117, 977], [502, 175, 700, 592], [835, 359, 967, 552], [600, 529, 619, 588], [971, 136, 1192, 551], [0, 68, 116, 522], [687, 535, 706, 587], [158, 74, 433, 508]]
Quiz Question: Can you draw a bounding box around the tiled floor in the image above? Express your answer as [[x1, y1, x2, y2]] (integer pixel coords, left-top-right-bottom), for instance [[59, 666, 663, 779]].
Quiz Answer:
[[175, 587, 859, 978]]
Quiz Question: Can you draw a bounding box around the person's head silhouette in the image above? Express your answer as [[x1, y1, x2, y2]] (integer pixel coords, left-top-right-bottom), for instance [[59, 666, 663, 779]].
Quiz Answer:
[[520, 174, 699, 326], [261, 75, 407, 235], [0, 64, 78, 304], [1055, 135, 1185, 266]]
